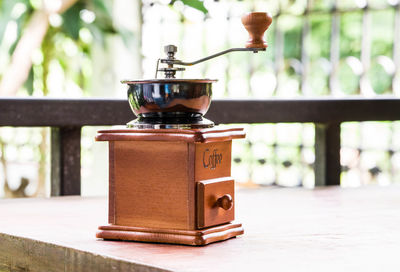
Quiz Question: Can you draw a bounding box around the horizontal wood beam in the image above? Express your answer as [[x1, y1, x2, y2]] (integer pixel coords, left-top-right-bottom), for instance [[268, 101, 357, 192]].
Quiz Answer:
[[0, 98, 132, 127], [207, 98, 400, 124], [1, 98, 400, 126]]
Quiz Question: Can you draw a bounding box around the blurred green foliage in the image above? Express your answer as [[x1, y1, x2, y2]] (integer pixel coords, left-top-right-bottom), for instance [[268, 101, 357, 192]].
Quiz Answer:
[[0, 0, 124, 96], [1, 0, 396, 97], [170, 0, 207, 14], [0, 0, 211, 97]]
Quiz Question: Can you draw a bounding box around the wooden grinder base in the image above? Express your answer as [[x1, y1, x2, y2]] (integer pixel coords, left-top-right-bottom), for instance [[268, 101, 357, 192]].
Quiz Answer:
[[96, 126, 246, 246], [97, 222, 244, 246]]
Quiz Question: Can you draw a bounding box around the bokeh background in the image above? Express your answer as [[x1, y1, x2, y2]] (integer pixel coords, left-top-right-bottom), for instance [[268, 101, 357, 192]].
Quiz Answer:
[[1, 0, 400, 198]]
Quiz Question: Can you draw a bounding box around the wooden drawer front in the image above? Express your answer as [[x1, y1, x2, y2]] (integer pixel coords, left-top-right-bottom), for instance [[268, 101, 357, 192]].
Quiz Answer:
[[197, 178, 235, 229]]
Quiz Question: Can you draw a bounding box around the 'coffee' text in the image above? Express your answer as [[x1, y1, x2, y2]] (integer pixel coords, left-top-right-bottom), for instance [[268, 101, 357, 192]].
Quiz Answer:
[[203, 149, 223, 170]]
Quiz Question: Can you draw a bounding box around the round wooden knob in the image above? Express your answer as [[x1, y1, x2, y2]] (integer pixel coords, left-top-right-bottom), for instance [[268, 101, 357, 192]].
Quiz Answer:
[[241, 12, 272, 49], [217, 194, 233, 210]]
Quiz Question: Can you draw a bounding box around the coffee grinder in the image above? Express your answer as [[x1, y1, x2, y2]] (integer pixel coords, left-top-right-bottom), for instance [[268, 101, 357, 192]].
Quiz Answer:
[[96, 12, 272, 245]]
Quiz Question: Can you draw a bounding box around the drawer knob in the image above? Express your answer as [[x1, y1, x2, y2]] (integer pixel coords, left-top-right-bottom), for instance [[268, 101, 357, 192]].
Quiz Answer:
[[217, 194, 233, 210]]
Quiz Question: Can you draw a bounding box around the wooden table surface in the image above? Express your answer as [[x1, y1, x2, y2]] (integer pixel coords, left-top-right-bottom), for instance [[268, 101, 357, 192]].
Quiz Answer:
[[1, 186, 400, 272]]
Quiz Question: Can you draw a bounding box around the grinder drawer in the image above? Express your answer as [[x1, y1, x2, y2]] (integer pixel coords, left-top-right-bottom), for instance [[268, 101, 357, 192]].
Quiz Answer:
[[197, 177, 235, 229]]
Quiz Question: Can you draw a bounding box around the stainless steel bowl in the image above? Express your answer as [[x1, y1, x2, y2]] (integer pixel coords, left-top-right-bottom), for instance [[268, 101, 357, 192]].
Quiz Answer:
[[123, 79, 217, 129]]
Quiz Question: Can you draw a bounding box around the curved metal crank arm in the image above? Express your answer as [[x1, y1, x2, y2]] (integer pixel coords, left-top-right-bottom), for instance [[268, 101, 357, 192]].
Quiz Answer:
[[161, 47, 266, 67]]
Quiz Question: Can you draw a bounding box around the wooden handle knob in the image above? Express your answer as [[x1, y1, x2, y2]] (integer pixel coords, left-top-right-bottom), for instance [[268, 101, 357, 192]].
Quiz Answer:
[[217, 194, 233, 210], [241, 12, 272, 49]]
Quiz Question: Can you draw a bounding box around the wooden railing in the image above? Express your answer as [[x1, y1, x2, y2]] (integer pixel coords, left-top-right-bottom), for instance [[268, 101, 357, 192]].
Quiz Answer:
[[1, 97, 400, 195]]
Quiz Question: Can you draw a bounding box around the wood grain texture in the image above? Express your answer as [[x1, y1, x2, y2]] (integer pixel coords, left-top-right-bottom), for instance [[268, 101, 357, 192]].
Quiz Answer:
[[99, 127, 243, 239], [197, 178, 235, 228], [187, 143, 196, 229], [113, 141, 192, 230], [3, 98, 400, 126], [194, 141, 232, 181], [2, 187, 400, 271], [108, 142, 115, 224], [50, 126, 81, 196], [315, 123, 341, 186], [97, 222, 243, 246], [96, 127, 245, 143]]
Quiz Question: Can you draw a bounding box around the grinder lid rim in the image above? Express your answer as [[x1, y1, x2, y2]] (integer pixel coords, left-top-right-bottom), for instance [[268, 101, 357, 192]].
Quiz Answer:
[[121, 79, 218, 84]]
